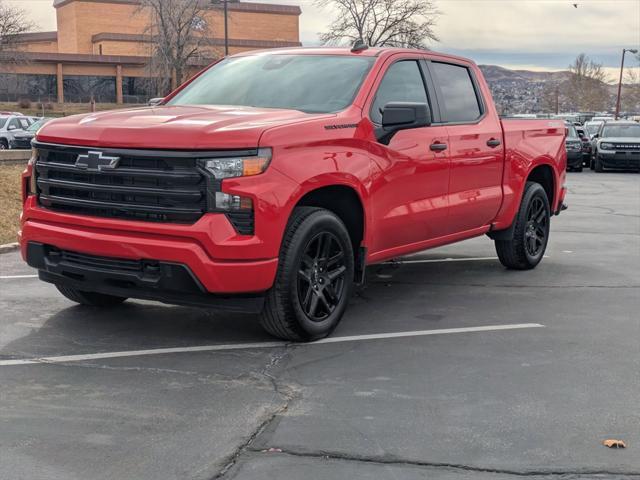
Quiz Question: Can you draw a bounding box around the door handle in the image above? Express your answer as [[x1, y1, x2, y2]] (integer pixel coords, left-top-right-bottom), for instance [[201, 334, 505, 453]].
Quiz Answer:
[[486, 138, 501, 148], [430, 142, 448, 152]]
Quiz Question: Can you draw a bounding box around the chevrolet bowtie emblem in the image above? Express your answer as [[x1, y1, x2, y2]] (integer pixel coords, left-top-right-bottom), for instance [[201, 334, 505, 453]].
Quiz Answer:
[[75, 151, 121, 171]]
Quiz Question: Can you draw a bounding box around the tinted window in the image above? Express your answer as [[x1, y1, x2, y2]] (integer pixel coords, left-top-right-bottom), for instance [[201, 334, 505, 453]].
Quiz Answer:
[[0, 118, 7, 129], [431, 62, 481, 123], [169, 55, 374, 114], [8, 118, 21, 130], [370, 61, 429, 124]]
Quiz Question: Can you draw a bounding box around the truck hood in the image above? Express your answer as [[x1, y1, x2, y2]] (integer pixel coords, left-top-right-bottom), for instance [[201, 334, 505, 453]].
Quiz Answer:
[[36, 105, 326, 149]]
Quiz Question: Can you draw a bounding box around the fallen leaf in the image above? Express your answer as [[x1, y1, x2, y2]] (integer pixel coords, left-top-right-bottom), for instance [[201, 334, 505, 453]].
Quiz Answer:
[[603, 439, 626, 449]]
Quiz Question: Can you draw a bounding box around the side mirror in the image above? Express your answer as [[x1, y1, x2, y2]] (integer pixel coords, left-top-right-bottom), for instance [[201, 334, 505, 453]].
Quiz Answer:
[[148, 97, 164, 106], [376, 102, 431, 145], [592, 134, 599, 139]]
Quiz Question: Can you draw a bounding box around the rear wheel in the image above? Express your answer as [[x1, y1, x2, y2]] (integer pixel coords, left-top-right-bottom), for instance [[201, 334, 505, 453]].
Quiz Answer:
[[0, 139, 8, 150], [260, 207, 354, 341], [495, 182, 550, 270], [56, 285, 127, 307]]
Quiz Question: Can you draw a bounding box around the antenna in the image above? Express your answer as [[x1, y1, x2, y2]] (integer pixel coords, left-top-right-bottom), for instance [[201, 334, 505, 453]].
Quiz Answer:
[[351, 39, 369, 53]]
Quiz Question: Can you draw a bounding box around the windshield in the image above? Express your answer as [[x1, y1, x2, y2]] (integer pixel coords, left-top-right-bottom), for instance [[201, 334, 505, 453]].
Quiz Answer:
[[168, 55, 375, 114], [27, 119, 47, 132], [567, 125, 579, 138], [585, 123, 602, 135], [601, 124, 640, 138]]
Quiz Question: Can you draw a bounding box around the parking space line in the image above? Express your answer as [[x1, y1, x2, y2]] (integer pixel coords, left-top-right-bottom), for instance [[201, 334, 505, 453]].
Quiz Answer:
[[0, 323, 543, 367], [0, 275, 38, 280]]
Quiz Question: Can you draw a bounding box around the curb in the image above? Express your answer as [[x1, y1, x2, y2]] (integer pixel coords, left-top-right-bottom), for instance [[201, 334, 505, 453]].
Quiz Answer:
[[0, 242, 20, 254]]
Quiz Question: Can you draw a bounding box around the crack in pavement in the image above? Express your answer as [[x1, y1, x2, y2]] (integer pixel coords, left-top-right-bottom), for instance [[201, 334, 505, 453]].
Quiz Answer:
[[242, 448, 640, 478], [213, 344, 302, 479]]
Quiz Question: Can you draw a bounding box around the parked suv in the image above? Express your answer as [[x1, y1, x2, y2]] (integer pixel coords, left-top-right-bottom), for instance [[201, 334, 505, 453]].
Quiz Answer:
[[21, 47, 567, 341], [0, 115, 37, 149], [565, 123, 583, 171], [592, 121, 640, 172]]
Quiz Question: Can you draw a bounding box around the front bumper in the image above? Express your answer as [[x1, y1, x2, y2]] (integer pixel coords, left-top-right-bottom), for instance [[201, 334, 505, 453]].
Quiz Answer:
[[26, 242, 265, 312], [566, 150, 583, 168], [597, 150, 640, 169], [20, 196, 282, 295], [10, 139, 32, 150]]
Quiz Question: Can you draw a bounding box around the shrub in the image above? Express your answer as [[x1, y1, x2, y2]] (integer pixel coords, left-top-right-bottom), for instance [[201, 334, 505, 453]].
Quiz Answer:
[[17, 98, 31, 109]]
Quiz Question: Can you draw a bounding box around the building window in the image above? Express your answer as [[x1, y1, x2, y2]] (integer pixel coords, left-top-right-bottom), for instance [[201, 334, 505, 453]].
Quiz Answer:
[[63, 75, 117, 103], [0, 74, 57, 102]]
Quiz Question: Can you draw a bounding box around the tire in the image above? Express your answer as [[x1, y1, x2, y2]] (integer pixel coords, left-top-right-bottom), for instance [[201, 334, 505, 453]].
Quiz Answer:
[[260, 207, 355, 341], [56, 284, 127, 307], [594, 155, 604, 172], [0, 139, 8, 150], [495, 182, 551, 270], [575, 165, 583, 172]]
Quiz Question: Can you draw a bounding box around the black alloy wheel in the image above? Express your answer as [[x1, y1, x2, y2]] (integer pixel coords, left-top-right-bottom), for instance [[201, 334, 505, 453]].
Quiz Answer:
[[297, 231, 347, 321], [524, 196, 548, 258]]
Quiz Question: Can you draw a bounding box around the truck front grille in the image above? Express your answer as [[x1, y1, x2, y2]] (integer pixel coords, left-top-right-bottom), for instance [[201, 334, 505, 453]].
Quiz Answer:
[[34, 143, 209, 223]]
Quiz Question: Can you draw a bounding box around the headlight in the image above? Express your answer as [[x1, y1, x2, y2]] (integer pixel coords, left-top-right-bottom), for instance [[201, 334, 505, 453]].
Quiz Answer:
[[28, 147, 38, 166], [599, 142, 614, 150], [203, 148, 271, 180]]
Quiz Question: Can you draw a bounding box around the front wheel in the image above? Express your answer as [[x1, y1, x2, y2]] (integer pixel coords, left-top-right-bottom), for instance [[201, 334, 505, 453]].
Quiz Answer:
[[260, 207, 354, 341], [594, 155, 604, 172], [495, 182, 550, 270]]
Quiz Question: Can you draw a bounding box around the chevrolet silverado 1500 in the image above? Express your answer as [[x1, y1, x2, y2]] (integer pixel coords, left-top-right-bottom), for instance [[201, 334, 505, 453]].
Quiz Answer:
[[21, 46, 567, 341]]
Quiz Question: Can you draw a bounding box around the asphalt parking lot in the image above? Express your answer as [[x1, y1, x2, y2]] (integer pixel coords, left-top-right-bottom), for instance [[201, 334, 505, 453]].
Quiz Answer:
[[1, 170, 639, 480]]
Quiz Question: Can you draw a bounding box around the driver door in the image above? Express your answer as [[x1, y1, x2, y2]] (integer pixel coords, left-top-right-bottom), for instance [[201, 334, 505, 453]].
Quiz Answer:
[[367, 58, 450, 257]]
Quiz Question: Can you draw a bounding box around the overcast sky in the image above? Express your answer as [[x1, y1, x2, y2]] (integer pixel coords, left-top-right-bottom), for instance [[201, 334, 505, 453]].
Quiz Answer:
[[9, 0, 640, 79]]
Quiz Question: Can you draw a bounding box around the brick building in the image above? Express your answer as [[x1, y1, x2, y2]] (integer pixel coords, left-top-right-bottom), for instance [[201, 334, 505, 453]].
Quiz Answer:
[[0, 0, 301, 104]]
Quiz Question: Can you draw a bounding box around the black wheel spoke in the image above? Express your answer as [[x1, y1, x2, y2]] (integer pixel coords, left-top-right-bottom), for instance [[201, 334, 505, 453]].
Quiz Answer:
[[308, 292, 320, 316], [327, 251, 344, 267], [296, 230, 347, 322], [328, 265, 346, 281]]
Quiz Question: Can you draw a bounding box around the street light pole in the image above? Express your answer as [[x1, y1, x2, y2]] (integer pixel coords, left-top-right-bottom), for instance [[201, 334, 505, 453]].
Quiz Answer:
[[211, 0, 238, 57], [223, 0, 229, 56], [615, 48, 638, 119]]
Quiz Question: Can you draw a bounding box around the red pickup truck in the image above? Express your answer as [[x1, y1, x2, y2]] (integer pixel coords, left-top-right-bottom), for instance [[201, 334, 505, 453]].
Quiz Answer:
[[21, 47, 567, 341]]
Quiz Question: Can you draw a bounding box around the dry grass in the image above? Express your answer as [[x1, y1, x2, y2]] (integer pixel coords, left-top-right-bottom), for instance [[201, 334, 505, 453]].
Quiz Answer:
[[0, 164, 25, 244]]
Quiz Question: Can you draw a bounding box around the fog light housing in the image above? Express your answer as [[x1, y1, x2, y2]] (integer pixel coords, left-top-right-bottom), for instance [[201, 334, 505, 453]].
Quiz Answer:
[[214, 192, 253, 211]]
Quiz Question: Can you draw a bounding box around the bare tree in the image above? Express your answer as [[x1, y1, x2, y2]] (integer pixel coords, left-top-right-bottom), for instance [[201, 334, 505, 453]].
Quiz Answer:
[[564, 53, 611, 112], [622, 53, 640, 113], [317, 0, 439, 49], [0, 0, 35, 61], [137, 0, 214, 92]]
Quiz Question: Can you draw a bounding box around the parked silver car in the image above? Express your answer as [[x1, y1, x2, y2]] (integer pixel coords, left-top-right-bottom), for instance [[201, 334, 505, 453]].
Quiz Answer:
[[0, 115, 38, 149]]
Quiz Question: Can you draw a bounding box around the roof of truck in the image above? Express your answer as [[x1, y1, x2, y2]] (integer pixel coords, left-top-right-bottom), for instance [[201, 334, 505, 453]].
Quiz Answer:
[[233, 46, 475, 65]]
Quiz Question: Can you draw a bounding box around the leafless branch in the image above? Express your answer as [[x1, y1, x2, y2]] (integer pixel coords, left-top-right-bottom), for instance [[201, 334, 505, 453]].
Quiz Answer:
[[317, 0, 439, 49]]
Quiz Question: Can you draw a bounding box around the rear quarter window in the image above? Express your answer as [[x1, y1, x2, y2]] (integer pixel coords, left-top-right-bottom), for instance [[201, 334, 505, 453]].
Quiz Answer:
[[431, 62, 482, 123]]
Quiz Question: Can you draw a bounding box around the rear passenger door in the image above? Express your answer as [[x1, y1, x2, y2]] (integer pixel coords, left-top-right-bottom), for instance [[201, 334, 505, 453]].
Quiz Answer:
[[428, 61, 504, 233]]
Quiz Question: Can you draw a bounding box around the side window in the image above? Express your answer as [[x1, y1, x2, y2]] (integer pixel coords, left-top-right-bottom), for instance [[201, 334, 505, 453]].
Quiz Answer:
[[370, 60, 429, 125], [8, 118, 21, 130], [19, 118, 30, 129], [431, 62, 482, 123]]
